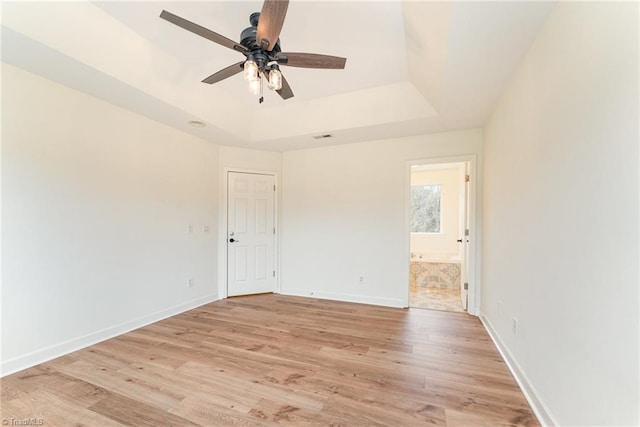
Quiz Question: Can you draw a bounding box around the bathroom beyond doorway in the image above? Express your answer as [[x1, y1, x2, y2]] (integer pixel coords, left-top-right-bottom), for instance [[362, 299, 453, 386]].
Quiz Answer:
[[408, 161, 470, 313]]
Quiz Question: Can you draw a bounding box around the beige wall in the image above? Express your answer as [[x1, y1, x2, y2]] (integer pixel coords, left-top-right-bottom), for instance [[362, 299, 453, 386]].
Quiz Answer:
[[281, 129, 482, 308], [1, 64, 220, 374], [482, 2, 639, 425]]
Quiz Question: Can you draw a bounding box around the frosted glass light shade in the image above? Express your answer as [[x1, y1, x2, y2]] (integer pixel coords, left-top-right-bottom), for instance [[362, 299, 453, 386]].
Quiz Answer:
[[268, 68, 282, 91], [243, 60, 258, 82], [249, 77, 261, 95]]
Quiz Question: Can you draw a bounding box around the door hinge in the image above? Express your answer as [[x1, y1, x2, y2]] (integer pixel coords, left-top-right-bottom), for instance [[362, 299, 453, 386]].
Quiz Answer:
[[465, 229, 469, 236], [465, 174, 470, 182], [464, 282, 469, 290], [273, 270, 276, 277], [273, 185, 276, 191], [273, 227, 276, 234]]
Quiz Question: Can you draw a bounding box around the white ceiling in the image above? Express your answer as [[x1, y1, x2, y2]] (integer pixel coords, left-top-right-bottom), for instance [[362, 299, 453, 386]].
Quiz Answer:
[[1, 1, 554, 151]]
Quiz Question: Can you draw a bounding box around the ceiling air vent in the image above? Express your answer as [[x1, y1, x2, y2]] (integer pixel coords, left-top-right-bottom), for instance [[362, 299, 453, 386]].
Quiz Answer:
[[312, 134, 333, 140]]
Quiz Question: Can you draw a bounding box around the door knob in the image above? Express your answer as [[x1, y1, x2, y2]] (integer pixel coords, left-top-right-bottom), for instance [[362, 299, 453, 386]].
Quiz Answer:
[[229, 238, 239, 243], [457, 239, 463, 243]]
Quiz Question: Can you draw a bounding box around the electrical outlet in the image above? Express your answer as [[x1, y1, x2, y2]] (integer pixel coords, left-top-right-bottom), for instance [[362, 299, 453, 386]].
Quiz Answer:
[[359, 276, 365, 284], [203, 225, 210, 233], [497, 300, 502, 316], [188, 278, 194, 288], [512, 317, 519, 336], [187, 225, 193, 234]]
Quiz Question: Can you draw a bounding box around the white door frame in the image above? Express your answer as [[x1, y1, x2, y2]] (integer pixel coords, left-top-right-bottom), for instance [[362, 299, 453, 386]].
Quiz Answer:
[[218, 168, 280, 299], [404, 155, 480, 315]]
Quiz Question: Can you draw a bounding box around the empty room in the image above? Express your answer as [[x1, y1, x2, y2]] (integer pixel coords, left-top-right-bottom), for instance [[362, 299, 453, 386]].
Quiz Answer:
[[1, 1, 638, 426]]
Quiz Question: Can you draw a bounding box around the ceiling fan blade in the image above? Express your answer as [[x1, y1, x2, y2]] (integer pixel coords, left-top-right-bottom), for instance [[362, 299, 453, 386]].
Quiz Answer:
[[202, 61, 245, 85], [276, 73, 294, 99], [256, 0, 289, 51], [265, 69, 294, 99], [277, 52, 346, 69], [160, 10, 247, 54]]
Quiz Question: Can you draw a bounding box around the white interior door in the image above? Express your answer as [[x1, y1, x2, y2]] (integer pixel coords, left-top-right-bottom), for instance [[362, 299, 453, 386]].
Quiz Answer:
[[227, 172, 275, 297], [460, 164, 470, 310]]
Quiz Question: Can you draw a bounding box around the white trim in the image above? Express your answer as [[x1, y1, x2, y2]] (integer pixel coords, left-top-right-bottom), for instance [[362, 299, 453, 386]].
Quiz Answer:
[[405, 155, 480, 315], [479, 311, 558, 427], [219, 168, 280, 300], [0, 294, 218, 377], [280, 289, 405, 308]]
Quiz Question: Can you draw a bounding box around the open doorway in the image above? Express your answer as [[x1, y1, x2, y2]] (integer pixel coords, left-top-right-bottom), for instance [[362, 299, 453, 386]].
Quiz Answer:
[[408, 161, 471, 313]]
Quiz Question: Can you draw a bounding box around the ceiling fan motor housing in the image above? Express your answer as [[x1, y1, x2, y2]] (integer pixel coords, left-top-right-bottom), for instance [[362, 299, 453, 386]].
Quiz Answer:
[[240, 13, 281, 54]]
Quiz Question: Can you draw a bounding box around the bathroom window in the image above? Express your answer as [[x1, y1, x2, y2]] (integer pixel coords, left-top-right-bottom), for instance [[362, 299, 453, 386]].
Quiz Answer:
[[410, 184, 441, 233]]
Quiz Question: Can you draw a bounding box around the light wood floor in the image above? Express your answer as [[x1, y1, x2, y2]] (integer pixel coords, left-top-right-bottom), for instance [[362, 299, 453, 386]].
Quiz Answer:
[[1, 294, 539, 426]]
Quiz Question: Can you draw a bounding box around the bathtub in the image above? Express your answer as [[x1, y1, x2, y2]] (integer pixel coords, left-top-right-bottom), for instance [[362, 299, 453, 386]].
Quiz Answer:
[[410, 254, 461, 289], [410, 252, 461, 263]]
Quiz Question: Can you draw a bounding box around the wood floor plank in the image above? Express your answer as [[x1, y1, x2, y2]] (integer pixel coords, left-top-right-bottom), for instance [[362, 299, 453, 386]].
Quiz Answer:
[[177, 361, 326, 412], [248, 398, 348, 426], [4, 389, 125, 426], [88, 392, 197, 426], [169, 392, 271, 426], [56, 359, 184, 411], [1, 294, 539, 426]]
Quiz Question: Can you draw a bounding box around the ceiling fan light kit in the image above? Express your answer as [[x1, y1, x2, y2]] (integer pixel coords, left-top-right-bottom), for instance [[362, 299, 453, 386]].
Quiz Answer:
[[159, 0, 346, 103], [267, 66, 283, 91], [243, 56, 259, 82]]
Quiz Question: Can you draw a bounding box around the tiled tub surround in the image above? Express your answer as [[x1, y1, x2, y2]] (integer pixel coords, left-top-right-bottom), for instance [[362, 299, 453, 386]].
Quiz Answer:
[[410, 259, 461, 289], [409, 259, 465, 312]]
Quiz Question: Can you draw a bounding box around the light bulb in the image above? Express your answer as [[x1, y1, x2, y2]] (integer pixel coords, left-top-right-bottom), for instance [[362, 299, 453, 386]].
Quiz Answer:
[[249, 76, 261, 95], [243, 60, 258, 82], [268, 68, 282, 91]]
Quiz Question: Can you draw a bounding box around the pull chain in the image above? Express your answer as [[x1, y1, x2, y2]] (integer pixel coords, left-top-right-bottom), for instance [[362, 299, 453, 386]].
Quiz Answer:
[[259, 73, 264, 104]]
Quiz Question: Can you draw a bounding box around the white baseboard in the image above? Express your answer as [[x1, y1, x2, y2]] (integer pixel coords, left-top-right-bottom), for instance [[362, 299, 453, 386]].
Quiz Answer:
[[1, 294, 219, 377], [479, 311, 558, 427], [279, 288, 405, 308]]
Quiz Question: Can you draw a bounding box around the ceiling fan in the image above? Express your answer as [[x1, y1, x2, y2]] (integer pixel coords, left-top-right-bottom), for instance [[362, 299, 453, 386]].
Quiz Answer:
[[159, 0, 347, 103]]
